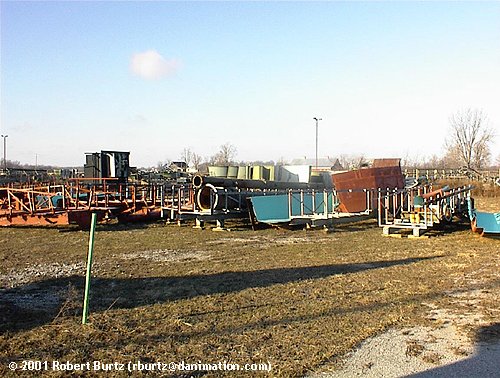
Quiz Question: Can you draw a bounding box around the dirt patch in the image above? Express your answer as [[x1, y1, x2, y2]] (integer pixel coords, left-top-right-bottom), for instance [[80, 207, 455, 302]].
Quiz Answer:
[[209, 235, 335, 246], [310, 313, 500, 377], [118, 249, 213, 263], [309, 324, 473, 377], [1, 262, 88, 289]]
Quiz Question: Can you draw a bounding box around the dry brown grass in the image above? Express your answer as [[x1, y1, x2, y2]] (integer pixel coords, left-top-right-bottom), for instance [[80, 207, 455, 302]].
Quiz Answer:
[[421, 352, 443, 364], [405, 341, 425, 357], [435, 178, 500, 199], [0, 196, 499, 377]]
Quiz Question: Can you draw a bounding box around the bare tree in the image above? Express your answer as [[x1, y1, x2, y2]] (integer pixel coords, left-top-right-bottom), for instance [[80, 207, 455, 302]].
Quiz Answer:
[[338, 154, 366, 170], [191, 153, 203, 171], [421, 154, 447, 169], [441, 146, 462, 169], [156, 159, 171, 171], [180, 148, 192, 166], [401, 153, 424, 168], [211, 143, 237, 165], [445, 109, 494, 169]]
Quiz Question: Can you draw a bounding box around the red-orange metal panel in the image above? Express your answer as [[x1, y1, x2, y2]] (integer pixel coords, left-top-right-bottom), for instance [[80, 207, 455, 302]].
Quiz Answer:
[[372, 158, 401, 168], [332, 166, 404, 212]]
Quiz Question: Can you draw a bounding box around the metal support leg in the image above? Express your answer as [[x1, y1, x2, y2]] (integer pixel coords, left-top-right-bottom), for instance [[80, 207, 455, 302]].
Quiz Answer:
[[193, 218, 205, 229], [212, 219, 226, 231]]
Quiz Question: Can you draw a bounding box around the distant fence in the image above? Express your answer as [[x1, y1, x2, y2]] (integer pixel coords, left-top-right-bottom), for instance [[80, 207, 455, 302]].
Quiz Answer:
[[0, 168, 83, 185], [403, 167, 500, 183]]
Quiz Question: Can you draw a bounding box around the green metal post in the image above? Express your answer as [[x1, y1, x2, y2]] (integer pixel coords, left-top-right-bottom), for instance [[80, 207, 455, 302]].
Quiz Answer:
[[82, 213, 97, 324]]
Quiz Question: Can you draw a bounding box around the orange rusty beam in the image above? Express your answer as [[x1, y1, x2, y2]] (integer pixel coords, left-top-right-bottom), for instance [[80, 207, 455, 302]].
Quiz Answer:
[[0, 212, 70, 226], [7, 190, 32, 213]]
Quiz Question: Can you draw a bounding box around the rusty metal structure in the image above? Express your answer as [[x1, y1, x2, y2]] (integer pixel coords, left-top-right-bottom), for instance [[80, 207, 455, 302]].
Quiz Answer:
[[1, 148, 490, 237], [0, 156, 405, 229], [0, 177, 272, 228], [0, 180, 167, 227], [332, 164, 405, 213]]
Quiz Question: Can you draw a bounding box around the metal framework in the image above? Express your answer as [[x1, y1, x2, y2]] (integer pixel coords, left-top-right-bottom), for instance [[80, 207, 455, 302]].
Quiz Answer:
[[378, 185, 473, 237], [0, 180, 382, 230], [403, 167, 500, 184], [0, 180, 170, 227], [163, 185, 282, 229]]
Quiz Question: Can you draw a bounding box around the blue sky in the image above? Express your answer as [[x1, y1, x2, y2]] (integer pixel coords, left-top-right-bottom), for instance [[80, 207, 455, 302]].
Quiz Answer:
[[1, 1, 499, 167]]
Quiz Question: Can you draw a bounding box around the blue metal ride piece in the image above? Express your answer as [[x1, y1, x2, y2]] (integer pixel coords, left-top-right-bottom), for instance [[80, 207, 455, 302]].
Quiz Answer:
[[467, 197, 500, 235], [250, 194, 290, 223], [248, 190, 338, 225], [35, 194, 63, 208], [474, 211, 500, 234]]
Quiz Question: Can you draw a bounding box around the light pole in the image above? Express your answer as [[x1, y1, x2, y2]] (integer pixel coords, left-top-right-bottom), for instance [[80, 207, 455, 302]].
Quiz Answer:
[[1, 135, 7, 171], [313, 117, 322, 169]]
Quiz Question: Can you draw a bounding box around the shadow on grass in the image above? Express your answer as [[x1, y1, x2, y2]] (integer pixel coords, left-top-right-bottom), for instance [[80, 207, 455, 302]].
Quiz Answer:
[[57, 221, 159, 233], [408, 323, 500, 378], [117, 278, 500, 377], [0, 256, 439, 333]]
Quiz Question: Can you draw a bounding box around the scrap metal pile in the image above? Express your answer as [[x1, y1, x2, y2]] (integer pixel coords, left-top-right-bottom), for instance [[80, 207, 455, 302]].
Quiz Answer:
[[0, 180, 166, 227], [0, 152, 496, 237], [0, 158, 404, 229]]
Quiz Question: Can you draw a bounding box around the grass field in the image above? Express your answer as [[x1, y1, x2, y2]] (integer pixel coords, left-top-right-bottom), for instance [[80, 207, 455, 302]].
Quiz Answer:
[[0, 195, 499, 377]]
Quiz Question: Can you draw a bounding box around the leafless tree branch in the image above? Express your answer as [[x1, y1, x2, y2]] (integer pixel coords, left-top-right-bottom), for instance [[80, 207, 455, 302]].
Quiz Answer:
[[445, 108, 494, 169]]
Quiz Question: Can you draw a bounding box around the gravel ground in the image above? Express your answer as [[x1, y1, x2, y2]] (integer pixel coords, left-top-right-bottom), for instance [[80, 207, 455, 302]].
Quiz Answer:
[[309, 307, 500, 378], [0, 262, 87, 289]]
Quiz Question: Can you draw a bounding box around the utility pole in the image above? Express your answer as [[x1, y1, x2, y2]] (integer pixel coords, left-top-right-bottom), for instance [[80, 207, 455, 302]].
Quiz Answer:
[[313, 118, 322, 169], [1, 135, 8, 171]]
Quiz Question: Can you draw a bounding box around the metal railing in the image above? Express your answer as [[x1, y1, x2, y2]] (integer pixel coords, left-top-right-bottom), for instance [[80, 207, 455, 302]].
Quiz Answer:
[[378, 185, 472, 233]]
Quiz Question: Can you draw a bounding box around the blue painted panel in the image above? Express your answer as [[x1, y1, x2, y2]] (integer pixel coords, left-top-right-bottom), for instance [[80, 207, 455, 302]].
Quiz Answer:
[[290, 193, 301, 216], [475, 211, 500, 234], [303, 193, 314, 215], [314, 192, 325, 213], [468, 198, 500, 234], [250, 195, 290, 223], [35, 195, 63, 208], [249, 191, 339, 224], [328, 192, 336, 212]]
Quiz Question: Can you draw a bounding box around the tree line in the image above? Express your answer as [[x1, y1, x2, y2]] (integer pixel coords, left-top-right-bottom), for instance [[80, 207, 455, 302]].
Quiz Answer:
[[2, 108, 498, 172], [165, 108, 498, 171]]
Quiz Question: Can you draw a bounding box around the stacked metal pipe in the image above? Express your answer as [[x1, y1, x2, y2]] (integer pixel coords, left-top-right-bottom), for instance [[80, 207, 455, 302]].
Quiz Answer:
[[192, 174, 326, 211]]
